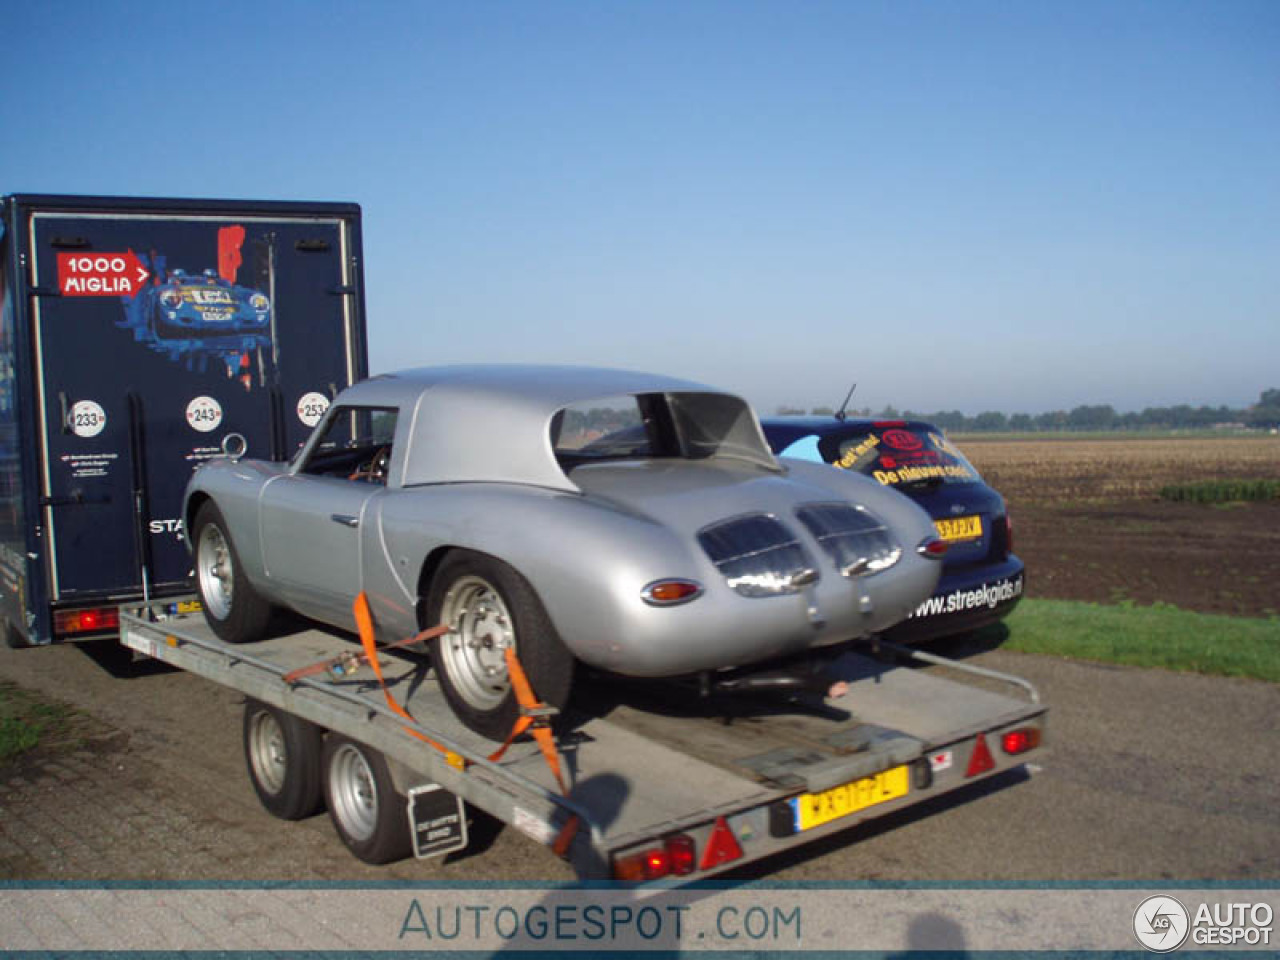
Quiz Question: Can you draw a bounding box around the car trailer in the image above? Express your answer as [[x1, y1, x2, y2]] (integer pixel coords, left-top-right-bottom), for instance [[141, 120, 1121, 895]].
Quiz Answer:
[[118, 609, 1047, 885]]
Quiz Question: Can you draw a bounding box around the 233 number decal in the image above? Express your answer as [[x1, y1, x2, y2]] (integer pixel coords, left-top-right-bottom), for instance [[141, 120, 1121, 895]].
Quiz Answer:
[[68, 400, 107, 438]]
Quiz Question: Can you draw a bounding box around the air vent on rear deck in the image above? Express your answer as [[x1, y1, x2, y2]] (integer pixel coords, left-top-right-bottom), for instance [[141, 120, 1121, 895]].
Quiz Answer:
[[698, 514, 817, 597], [795, 503, 901, 577]]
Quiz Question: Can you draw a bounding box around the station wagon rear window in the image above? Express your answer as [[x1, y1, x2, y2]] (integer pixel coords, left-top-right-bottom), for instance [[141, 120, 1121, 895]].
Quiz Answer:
[[818, 426, 981, 488]]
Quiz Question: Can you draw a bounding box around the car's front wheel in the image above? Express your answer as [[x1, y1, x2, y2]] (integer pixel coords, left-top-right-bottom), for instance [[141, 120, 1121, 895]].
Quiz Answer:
[[427, 551, 574, 741], [193, 501, 272, 644]]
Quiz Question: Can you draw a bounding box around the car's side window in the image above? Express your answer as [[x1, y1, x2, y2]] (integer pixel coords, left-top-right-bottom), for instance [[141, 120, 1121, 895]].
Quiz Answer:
[[298, 405, 398, 485]]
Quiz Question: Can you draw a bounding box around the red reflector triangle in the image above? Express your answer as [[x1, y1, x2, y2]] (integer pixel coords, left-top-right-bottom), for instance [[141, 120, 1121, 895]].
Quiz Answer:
[[966, 733, 995, 777], [700, 816, 744, 870]]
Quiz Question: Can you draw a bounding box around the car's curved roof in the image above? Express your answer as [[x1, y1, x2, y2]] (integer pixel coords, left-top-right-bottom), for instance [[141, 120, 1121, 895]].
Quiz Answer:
[[340, 364, 720, 410], [335, 365, 772, 491]]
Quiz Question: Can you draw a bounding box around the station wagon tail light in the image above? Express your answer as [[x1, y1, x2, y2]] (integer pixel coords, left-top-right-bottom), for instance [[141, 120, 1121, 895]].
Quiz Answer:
[[917, 536, 948, 558], [1001, 727, 1041, 755], [641, 579, 703, 606], [54, 606, 120, 635]]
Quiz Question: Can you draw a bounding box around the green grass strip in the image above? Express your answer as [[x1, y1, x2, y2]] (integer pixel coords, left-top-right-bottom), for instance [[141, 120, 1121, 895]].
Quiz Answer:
[[1158, 478, 1280, 503], [990, 598, 1280, 683], [0, 680, 76, 762]]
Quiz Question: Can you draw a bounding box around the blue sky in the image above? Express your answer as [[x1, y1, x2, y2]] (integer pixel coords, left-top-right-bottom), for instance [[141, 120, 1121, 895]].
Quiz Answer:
[[3, 1, 1276, 415]]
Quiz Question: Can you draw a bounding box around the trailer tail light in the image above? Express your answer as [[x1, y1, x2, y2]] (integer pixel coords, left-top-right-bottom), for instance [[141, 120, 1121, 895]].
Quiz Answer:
[[965, 733, 995, 778], [699, 816, 743, 870], [1001, 727, 1041, 755], [54, 606, 120, 636], [667, 834, 697, 876], [613, 833, 698, 882], [612, 854, 649, 883], [643, 848, 671, 880]]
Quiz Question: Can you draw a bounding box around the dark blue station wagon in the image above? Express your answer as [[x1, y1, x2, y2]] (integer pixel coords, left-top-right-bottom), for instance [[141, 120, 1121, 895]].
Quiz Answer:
[[760, 417, 1024, 643]]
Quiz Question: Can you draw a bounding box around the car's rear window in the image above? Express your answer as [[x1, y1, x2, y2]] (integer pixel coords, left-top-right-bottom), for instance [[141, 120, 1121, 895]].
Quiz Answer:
[[552, 392, 778, 471], [818, 425, 981, 488]]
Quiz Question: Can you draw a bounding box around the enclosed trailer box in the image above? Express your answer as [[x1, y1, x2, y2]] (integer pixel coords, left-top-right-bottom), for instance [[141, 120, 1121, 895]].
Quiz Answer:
[[0, 194, 367, 645]]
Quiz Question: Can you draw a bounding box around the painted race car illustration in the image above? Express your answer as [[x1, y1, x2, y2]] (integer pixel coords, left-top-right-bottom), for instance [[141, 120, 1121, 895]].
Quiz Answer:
[[184, 366, 946, 739], [760, 416, 1024, 643], [120, 268, 272, 384]]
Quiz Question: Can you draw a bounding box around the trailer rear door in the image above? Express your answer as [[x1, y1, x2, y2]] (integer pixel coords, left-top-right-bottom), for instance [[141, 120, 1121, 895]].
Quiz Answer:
[[28, 210, 362, 602]]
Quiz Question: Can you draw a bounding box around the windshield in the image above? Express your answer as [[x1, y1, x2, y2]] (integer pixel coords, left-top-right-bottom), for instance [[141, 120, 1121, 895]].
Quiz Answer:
[[816, 425, 982, 488]]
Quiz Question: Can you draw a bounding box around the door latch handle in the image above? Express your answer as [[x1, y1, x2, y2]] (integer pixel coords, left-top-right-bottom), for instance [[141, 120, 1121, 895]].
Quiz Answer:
[[330, 514, 359, 528]]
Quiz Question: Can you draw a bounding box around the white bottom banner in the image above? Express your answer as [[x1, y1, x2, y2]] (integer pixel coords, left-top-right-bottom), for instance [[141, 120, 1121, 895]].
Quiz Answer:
[[0, 886, 1275, 953]]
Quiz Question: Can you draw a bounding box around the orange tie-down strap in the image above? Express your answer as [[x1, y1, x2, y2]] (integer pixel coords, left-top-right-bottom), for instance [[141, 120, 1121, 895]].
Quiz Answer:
[[283, 621, 448, 685], [350, 592, 580, 859]]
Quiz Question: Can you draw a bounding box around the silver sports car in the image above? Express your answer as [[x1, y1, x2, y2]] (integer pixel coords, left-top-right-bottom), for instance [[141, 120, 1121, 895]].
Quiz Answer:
[[184, 366, 945, 739]]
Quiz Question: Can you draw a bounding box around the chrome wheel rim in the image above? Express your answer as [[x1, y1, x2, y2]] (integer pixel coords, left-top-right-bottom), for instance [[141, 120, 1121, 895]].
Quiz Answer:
[[439, 575, 514, 710], [247, 710, 286, 795], [197, 523, 234, 620], [328, 743, 377, 842]]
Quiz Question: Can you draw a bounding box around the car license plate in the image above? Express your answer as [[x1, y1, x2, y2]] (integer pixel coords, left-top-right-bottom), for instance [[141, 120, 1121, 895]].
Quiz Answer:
[[175, 599, 202, 614], [934, 515, 983, 542], [788, 764, 910, 832]]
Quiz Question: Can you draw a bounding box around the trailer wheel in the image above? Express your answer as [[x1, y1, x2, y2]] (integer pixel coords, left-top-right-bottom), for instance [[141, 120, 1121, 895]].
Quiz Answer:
[[427, 551, 574, 741], [242, 700, 323, 820], [322, 734, 412, 864], [193, 501, 272, 644]]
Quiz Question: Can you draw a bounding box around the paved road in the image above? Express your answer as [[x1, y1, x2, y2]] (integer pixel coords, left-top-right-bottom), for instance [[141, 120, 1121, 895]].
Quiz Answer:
[[1, 637, 1276, 882]]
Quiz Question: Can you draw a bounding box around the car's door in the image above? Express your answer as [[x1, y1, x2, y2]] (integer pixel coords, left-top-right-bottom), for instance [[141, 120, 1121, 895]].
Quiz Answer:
[[259, 405, 397, 627]]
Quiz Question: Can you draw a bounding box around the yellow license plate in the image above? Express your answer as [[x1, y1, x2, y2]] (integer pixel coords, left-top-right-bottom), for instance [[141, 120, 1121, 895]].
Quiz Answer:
[[175, 600, 202, 614], [788, 764, 910, 832], [934, 515, 983, 542]]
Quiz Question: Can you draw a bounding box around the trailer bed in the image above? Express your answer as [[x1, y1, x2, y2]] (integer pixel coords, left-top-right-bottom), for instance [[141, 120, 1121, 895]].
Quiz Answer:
[[120, 611, 1046, 883]]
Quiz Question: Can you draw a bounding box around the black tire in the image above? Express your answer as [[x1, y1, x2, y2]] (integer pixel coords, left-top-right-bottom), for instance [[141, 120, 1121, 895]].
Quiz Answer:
[[242, 699, 323, 820], [321, 734, 412, 864], [426, 550, 574, 741], [192, 501, 272, 644]]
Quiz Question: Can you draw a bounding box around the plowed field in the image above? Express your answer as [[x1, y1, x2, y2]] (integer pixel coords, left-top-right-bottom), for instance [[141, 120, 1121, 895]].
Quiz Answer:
[[956, 434, 1280, 618]]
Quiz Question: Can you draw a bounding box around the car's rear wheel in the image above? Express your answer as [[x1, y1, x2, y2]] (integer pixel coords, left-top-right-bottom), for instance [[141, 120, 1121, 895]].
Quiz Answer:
[[193, 501, 272, 644], [322, 734, 412, 864], [427, 551, 574, 741]]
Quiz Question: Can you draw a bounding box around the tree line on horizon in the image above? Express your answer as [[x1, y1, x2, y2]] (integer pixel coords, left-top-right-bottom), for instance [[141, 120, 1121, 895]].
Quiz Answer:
[[775, 388, 1280, 433]]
